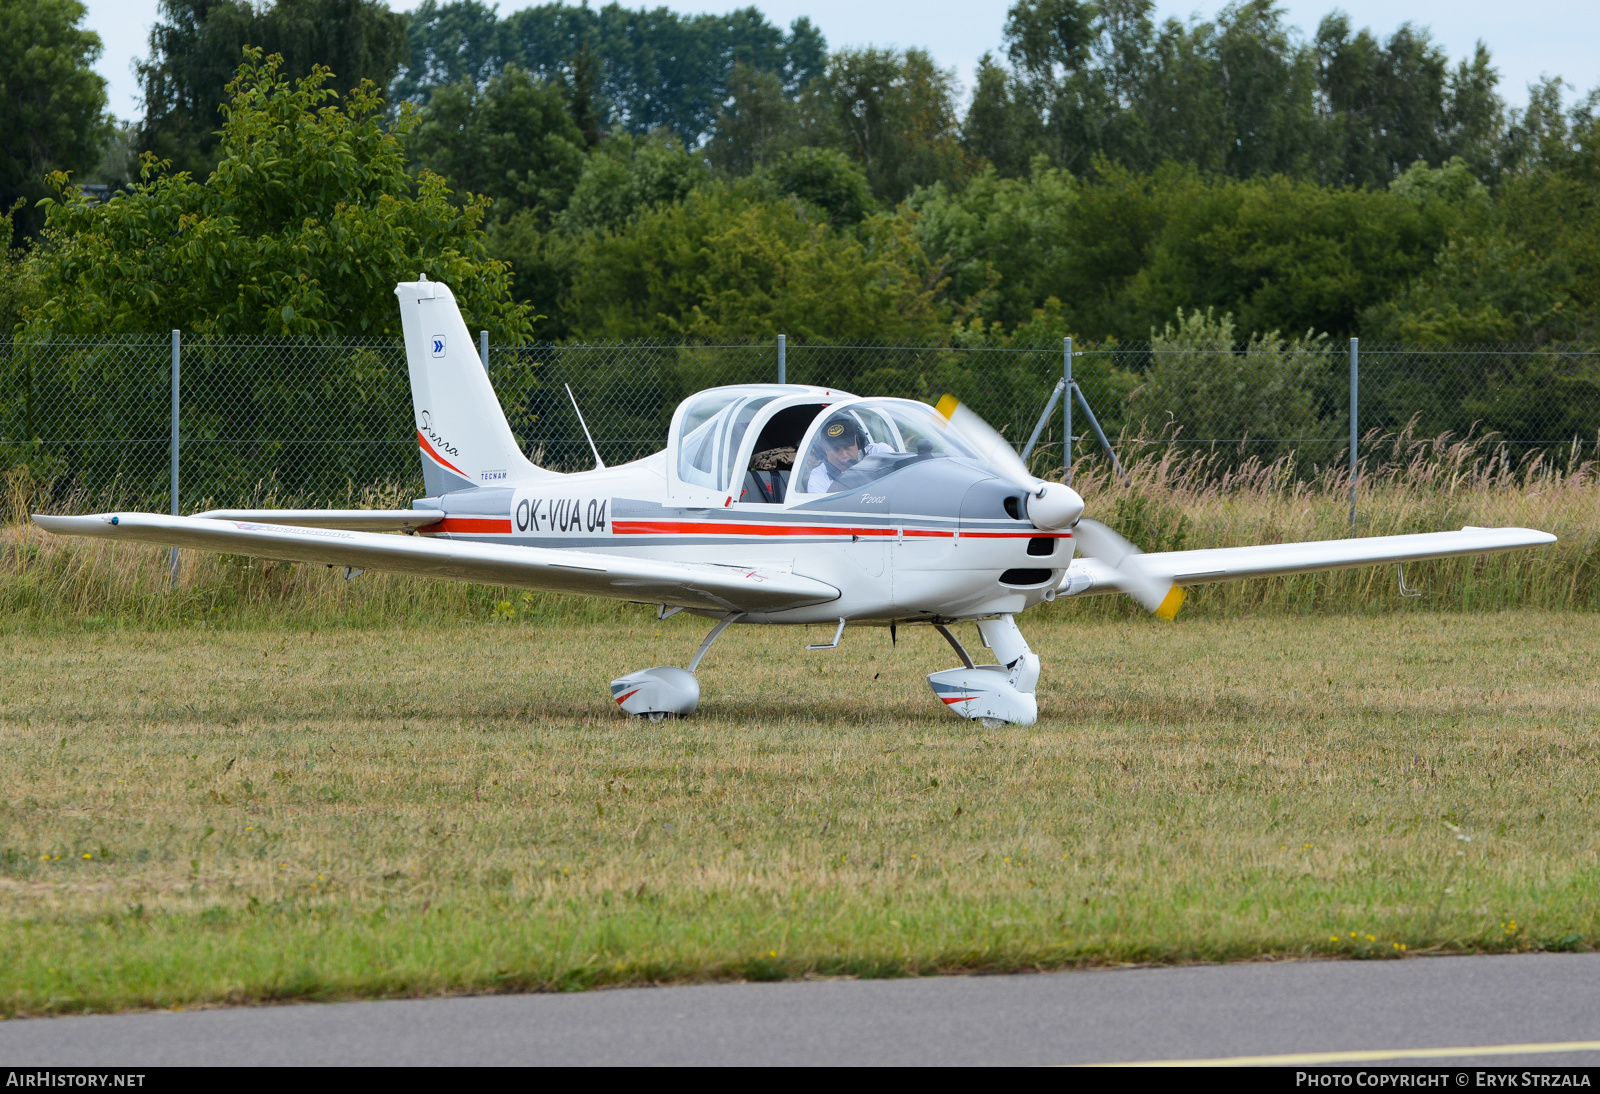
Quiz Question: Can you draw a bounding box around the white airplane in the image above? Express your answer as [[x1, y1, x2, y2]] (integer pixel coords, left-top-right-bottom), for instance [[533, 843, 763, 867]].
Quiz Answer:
[[35, 277, 1556, 726]]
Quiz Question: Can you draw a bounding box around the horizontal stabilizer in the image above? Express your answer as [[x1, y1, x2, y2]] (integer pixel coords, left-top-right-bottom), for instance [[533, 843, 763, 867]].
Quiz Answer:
[[1062, 526, 1556, 597], [34, 512, 839, 614], [195, 509, 445, 532]]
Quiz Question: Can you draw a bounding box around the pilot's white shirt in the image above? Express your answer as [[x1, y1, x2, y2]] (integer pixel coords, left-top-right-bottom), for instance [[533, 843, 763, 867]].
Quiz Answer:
[[807, 442, 894, 494]]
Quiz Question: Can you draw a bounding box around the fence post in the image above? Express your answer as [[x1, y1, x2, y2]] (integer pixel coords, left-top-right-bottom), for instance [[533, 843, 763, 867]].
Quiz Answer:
[[1063, 336, 1073, 485], [480, 330, 489, 374], [1349, 336, 1359, 530], [778, 334, 786, 385], [169, 329, 180, 582]]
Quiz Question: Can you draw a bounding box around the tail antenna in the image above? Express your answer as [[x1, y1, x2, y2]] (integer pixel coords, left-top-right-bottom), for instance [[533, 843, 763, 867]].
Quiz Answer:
[[566, 384, 605, 470]]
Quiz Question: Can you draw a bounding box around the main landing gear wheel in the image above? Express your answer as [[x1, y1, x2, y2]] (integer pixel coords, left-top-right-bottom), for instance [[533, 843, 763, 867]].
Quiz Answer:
[[610, 613, 743, 720], [925, 615, 1040, 728]]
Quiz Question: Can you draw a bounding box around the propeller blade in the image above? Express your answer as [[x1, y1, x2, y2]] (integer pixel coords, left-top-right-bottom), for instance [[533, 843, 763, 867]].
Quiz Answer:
[[934, 394, 1036, 490], [1071, 518, 1186, 621], [935, 393, 1084, 529]]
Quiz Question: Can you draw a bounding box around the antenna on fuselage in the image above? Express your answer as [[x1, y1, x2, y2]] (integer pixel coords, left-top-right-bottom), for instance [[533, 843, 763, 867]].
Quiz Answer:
[[565, 384, 605, 470]]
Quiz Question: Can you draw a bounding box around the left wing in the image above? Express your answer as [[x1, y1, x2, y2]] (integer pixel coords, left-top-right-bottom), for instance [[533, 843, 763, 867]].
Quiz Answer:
[[1061, 526, 1555, 597], [33, 512, 839, 614]]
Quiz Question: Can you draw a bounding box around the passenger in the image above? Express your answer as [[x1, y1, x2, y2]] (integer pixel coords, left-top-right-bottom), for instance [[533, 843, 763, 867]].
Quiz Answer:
[[806, 419, 894, 494]]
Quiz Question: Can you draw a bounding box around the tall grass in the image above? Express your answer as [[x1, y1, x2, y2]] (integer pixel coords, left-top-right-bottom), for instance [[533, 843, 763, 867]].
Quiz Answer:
[[2, 424, 1596, 630], [1052, 422, 1600, 616]]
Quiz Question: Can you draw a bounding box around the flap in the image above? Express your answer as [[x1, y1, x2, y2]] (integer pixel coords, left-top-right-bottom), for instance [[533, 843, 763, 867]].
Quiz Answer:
[[35, 512, 840, 614], [194, 509, 446, 532]]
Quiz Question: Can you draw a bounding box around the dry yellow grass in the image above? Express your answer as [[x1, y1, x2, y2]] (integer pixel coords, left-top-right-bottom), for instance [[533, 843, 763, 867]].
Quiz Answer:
[[1, 610, 1597, 1015]]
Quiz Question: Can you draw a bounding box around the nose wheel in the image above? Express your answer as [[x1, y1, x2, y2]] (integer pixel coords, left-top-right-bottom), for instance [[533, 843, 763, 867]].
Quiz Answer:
[[926, 616, 1040, 727]]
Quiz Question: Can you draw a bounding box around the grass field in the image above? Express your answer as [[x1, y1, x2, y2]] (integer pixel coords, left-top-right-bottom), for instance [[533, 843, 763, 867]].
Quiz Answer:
[[2, 609, 1597, 1016]]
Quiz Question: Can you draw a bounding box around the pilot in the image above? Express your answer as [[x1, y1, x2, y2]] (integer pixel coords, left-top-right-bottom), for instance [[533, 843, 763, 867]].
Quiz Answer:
[[807, 418, 894, 494]]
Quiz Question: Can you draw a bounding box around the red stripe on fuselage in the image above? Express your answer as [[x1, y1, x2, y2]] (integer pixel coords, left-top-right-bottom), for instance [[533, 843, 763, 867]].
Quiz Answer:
[[963, 530, 1073, 539], [429, 516, 1074, 539], [612, 520, 1071, 539], [431, 517, 513, 533], [613, 520, 896, 538]]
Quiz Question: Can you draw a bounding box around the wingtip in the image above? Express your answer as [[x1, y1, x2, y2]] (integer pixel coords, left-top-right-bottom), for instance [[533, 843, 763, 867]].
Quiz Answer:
[[31, 512, 123, 535], [1463, 525, 1558, 545], [1155, 584, 1186, 621]]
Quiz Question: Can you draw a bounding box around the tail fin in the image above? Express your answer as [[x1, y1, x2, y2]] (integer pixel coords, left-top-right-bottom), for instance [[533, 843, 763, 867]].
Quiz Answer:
[[395, 277, 554, 493]]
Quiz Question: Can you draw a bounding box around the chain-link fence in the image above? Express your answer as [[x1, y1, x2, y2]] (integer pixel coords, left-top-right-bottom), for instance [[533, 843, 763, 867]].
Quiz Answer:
[[4, 335, 1600, 512]]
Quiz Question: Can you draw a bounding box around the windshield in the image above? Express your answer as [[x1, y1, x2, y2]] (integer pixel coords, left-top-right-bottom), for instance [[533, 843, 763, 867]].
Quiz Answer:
[[796, 399, 978, 495]]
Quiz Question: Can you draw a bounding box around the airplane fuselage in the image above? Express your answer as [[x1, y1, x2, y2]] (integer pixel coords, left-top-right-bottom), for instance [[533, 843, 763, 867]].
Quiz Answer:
[[416, 452, 1074, 625]]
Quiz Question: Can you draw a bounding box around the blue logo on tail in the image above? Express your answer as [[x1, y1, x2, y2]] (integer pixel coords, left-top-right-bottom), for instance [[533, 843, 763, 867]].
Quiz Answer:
[[431, 335, 446, 358]]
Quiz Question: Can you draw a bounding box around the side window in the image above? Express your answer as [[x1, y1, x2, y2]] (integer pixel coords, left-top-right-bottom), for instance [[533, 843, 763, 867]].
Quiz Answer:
[[719, 397, 776, 490], [676, 393, 740, 488]]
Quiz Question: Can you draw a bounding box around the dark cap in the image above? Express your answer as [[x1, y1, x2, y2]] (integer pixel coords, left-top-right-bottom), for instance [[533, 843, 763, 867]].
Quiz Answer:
[[823, 420, 859, 447]]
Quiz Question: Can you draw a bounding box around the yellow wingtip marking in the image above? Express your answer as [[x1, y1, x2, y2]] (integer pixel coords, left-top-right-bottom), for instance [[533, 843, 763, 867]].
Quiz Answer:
[[935, 394, 959, 420], [1155, 584, 1185, 621]]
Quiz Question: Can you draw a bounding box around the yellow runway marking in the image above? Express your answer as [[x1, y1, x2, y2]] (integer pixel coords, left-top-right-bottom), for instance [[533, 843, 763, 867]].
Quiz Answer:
[[1090, 1040, 1600, 1067]]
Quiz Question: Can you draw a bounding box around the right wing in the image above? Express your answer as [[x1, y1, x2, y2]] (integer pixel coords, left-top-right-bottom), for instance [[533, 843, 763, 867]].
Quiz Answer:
[[1062, 526, 1556, 597], [33, 512, 839, 614]]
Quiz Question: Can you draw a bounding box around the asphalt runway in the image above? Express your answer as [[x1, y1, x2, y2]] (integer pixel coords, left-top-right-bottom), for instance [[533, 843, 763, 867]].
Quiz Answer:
[[3, 954, 1599, 1066]]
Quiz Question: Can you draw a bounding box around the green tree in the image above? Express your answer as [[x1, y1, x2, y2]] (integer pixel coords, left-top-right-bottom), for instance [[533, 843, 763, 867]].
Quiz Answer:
[[1120, 171, 1455, 339], [818, 47, 967, 203], [961, 53, 1044, 177], [0, 0, 111, 243], [138, 0, 408, 179], [559, 38, 604, 148], [1441, 45, 1505, 184], [0, 202, 40, 334], [410, 65, 588, 223], [760, 147, 877, 226], [1315, 15, 1456, 187], [707, 62, 804, 175], [914, 158, 1465, 341], [1126, 308, 1340, 462], [557, 129, 709, 235], [397, 1, 827, 147], [968, 1, 1509, 188], [912, 160, 1082, 329], [1364, 126, 1600, 345], [27, 50, 530, 340], [484, 209, 581, 340], [562, 180, 947, 343]]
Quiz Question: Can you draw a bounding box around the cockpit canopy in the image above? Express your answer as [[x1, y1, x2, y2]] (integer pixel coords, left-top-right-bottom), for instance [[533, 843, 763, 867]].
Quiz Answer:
[[665, 385, 986, 506]]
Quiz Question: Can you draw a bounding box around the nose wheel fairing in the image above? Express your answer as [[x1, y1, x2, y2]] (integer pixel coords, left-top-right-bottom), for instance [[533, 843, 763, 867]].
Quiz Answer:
[[926, 615, 1040, 727]]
